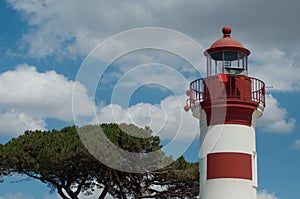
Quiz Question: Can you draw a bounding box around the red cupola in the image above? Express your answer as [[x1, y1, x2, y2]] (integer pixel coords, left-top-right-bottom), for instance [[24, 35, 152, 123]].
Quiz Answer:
[[204, 26, 250, 76], [206, 26, 250, 55]]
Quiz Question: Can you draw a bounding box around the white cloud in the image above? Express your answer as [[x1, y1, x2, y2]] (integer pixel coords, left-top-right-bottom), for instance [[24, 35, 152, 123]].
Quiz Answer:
[[0, 64, 199, 140], [7, 0, 300, 58], [7, 0, 158, 58], [6, 0, 300, 94], [93, 95, 199, 141], [250, 48, 300, 92], [257, 94, 295, 133], [93, 93, 296, 141], [290, 139, 300, 150], [0, 192, 34, 199], [7, 0, 300, 101], [0, 110, 46, 137], [0, 64, 94, 137], [257, 190, 279, 199]]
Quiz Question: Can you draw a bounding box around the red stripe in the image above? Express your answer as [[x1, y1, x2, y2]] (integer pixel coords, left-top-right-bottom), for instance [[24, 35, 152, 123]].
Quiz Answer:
[[207, 152, 252, 180], [203, 105, 255, 126]]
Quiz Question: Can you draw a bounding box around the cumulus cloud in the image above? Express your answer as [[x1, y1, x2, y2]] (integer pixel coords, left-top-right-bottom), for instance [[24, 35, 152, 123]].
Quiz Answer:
[[7, 0, 159, 58], [0, 65, 295, 139], [7, 0, 300, 58], [250, 48, 300, 92], [257, 94, 295, 133], [257, 190, 279, 199], [93, 95, 199, 141], [6, 0, 300, 95], [5, 0, 300, 93], [0, 64, 94, 137], [88, 94, 200, 161], [0, 110, 46, 137]]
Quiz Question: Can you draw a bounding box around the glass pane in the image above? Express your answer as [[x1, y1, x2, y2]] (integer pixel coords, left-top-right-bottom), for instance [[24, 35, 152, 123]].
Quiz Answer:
[[207, 50, 248, 76], [210, 51, 223, 61], [224, 50, 238, 61]]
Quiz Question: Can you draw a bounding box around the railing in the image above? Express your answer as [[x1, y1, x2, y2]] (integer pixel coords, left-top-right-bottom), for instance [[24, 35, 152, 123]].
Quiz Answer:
[[189, 74, 265, 107]]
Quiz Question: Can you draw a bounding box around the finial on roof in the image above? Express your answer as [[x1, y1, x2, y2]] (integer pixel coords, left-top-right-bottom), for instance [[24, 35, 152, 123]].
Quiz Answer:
[[222, 26, 231, 37]]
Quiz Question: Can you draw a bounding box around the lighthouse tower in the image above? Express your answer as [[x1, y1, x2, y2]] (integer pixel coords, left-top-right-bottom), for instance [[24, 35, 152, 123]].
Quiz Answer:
[[185, 26, 265, 199]]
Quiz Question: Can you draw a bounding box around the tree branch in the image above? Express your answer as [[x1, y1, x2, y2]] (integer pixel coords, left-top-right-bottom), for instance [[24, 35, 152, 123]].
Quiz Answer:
[[57, 185, 70, 199]]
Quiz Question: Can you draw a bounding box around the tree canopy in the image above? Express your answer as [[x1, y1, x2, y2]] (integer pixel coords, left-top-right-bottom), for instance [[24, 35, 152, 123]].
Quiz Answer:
[[1, 126, 97, 198], [0, 123, 199, 198]]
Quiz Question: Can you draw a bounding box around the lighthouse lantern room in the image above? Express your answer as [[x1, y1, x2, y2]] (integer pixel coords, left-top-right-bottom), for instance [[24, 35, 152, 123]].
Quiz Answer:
[[205, 26, 250, 76], [186, 26, 265, 199]]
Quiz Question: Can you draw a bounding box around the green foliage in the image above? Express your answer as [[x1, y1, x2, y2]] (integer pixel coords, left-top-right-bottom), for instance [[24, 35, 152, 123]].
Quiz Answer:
[[78, 123, 171, 174], [146, 156, 199, 198], [1, 126, 98, 198], [0, 123, 199, 198]]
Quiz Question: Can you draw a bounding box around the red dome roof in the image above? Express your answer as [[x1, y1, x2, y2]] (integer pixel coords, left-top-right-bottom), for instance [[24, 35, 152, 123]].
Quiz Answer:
[[205, 26, 250, 55]]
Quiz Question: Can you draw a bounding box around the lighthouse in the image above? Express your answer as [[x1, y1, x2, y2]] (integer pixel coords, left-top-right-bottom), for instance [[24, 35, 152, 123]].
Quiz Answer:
[[185, 26, 265, 199]]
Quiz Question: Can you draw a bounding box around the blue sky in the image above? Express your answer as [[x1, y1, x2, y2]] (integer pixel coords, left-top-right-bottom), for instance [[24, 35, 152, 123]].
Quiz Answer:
[[1, 0, 300, 198]]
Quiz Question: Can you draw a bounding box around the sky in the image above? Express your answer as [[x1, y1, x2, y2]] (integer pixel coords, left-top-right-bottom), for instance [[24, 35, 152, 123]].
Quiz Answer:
[[0, 0, 300, 198]]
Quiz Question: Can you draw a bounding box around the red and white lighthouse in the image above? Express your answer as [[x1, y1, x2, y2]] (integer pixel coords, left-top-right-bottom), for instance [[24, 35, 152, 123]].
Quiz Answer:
[[185, 26, 265, 199]]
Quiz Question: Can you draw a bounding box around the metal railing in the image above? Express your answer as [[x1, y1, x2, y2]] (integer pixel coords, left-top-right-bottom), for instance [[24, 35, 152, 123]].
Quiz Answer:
[[189, 75, 265, 107]]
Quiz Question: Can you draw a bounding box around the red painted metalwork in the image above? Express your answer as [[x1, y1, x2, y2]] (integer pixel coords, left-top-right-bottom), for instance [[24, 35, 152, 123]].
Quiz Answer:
[[204, 105, 256, 126], [205, 26, 250, 56], [189, 74, 265, 107], [218, 73, 228, 82], [189, 74, 265, 126], [207, 152, 252, 180]]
